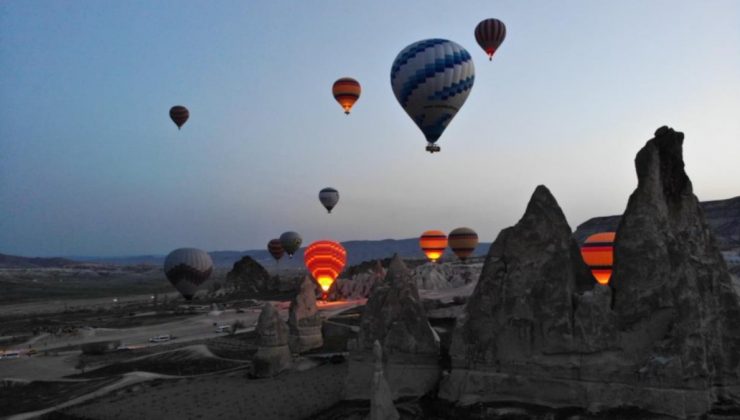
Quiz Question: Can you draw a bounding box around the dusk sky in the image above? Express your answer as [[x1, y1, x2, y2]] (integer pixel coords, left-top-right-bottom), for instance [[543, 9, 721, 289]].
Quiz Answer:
[[1, 1, 739, 257]]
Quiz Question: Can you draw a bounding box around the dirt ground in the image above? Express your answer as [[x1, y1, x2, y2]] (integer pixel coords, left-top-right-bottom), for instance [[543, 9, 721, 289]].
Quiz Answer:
[[59, 362, 348, 420]]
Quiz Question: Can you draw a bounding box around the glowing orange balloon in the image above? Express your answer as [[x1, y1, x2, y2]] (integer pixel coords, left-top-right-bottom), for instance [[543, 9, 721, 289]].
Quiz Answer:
[[304, 240, 347, 293], [419, 230, 447, 262], [581, 232, 615, 285]]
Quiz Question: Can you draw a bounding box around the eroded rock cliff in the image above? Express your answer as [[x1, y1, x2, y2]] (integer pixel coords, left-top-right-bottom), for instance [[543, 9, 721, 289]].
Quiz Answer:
[[440, 127, 740, 419]]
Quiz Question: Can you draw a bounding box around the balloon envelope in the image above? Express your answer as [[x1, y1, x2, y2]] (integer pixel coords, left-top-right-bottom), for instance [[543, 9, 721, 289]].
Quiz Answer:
[[319, 187, 339, 213], [169, 106, 189, 129], [280, 231, 303, 257], [390, 39, 475, 152], [581, 232, 616, 285], [474, 18, 507, 60], [304, 240, 347, 293], [267, 239, 285, 261], [448, 227, 479, 261], [164, 248, 213, 300], [419, 230, 447, 262], [332, 78, 361, 114]]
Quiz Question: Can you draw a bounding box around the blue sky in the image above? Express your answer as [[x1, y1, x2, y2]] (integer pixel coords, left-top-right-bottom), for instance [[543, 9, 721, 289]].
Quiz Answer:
[[1, 1, 739, 257]]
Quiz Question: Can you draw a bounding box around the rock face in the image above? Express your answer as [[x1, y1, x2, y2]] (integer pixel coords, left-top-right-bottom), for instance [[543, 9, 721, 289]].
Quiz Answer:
[[610, 127, 740, 394], [288, 276, 323, 353], [253, 303, 291, 377], [447, 184, 593, 366], [346, 254, 440, 399], [574, 197, 740, 251], [358, 254, 438, 355], [411, 261, 481, 290], [369, 340, 399, 420], [331, 258, 482, 300], [330, 260, 386, 300], [441, 127, 740, 419], [226, 256, 271, 294]]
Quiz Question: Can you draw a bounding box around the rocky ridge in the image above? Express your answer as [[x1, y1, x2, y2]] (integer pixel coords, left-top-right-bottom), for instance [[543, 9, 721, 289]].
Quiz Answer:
[[440, 127, 740, 419], [345, 254, 440, 399]]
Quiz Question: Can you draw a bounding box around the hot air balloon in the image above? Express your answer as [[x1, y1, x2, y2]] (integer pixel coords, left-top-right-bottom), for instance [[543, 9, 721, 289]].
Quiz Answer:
[[419, 230, 448, 263], [448, 227, 479, 261], [267, 239, 285, 262], [390, 39, 475, 153], [169, 106, 189, 130], [304, 240, 347, 296], [280, 231, 303, 258], [474, 18, 507, 61], [580, 232, 615, 285], [164, 248, 213, 300], [332, 78, 361, 114], [319, 188, 339, 213]]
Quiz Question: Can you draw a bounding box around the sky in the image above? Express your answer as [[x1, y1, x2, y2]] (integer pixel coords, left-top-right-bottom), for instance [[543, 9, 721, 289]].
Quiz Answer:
[[1, 1, 739, 257]]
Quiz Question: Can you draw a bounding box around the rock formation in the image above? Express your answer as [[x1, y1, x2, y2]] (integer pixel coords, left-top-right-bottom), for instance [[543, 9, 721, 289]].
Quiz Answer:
[[331, 258, 482, 300], [411, 261, 481, 290], [369, 340, 399, 420], [288, 276, 323, 353], [346, 254, 440, 399], [253, 303, 292, 377], [441, 127, 740, 419], [575, 196, 740, 250], [226, 256, 272, 294], [610, 126, 740, 396], [358, 254, 438, 355], [330, 260, 386, 300]]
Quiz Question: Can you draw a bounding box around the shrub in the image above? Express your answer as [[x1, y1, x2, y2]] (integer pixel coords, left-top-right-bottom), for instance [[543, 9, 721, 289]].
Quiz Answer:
[[80, 340, 121, 355]]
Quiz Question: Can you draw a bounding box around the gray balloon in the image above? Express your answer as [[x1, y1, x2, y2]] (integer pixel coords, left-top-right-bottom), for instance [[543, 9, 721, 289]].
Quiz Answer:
[[279, 231, 303, 257], [164, 248, 213, 300], [319, 187, 339, 213]]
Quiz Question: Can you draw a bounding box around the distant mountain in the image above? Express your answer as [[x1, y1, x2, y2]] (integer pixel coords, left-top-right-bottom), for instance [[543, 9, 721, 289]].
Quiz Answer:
[[0, 253, 80, 268], [76, 238, 492, 269], [574, 196, 740, 250]]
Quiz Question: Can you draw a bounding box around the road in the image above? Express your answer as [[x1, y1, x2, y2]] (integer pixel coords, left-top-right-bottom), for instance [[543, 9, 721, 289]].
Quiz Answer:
[[0, 299, 365, 381]]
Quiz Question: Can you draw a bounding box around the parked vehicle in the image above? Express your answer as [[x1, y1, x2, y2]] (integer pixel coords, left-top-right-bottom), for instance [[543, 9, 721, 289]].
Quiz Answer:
[[0, 352, 20, 360], [149, 334, 171, 343], [215, 325, 231, 333]]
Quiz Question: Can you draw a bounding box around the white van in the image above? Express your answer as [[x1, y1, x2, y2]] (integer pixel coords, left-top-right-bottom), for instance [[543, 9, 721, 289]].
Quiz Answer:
[[148, 334, 171, 343], [1, 352, 20, 360], [215, 325, 231, 333]]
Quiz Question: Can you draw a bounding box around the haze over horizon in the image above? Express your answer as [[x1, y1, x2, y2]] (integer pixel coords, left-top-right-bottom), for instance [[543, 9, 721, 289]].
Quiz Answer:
[[2, 1, 739, 257]]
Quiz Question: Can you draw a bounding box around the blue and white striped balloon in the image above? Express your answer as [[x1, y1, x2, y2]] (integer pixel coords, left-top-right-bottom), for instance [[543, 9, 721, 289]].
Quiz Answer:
[[391, 39, 475, 153]]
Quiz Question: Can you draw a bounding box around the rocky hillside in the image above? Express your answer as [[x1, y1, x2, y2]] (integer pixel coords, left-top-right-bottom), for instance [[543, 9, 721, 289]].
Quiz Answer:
[[574, 196, 740, 249], [0, 253, 80, 268], [331, 257, 484, 300], [441, 127, 740, 419], [76, 238, 492, 269]]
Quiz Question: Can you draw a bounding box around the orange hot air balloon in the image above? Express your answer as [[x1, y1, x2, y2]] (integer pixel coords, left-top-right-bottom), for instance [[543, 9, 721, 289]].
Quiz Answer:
[[332, 78, 361, 115], [581, 232, 615, 285], [448, 227, 479, 261], [419, 230, 448, 262], [304, 240, 347, 294]]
